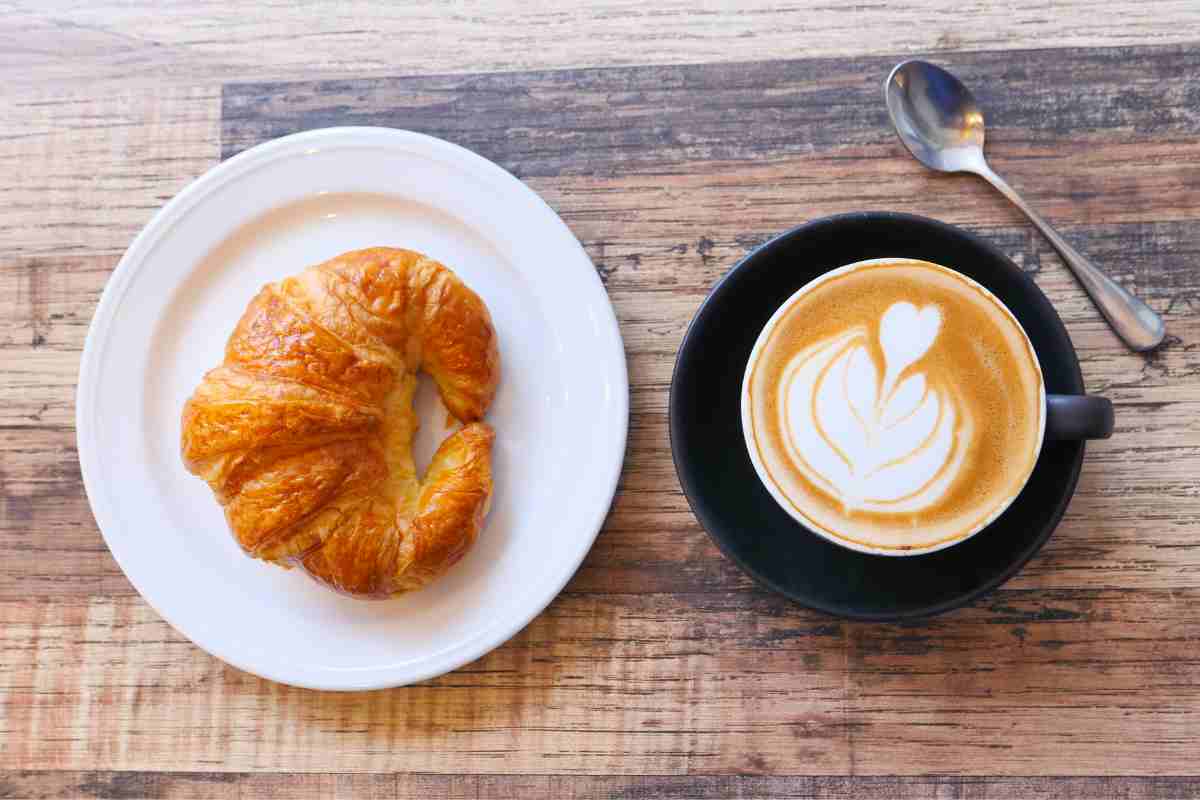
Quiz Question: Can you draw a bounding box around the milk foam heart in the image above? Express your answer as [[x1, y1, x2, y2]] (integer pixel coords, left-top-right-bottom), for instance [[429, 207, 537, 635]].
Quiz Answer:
[[779, 302, 972, 512], [878, 302, 940, 399]]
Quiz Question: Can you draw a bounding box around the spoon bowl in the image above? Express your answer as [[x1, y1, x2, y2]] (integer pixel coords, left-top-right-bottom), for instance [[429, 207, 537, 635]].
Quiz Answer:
[[885, 61, 985, 173]]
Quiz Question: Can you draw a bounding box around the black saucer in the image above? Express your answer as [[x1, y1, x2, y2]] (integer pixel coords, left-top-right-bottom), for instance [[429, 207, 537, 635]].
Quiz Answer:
[[669, 212, 1086, 620]]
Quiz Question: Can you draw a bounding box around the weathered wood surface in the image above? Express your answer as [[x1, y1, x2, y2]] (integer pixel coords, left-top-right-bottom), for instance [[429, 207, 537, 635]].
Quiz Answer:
[[2, 1, 1198, 93], [3, 772, 1200, 800], [2, 4, 1200, 798]]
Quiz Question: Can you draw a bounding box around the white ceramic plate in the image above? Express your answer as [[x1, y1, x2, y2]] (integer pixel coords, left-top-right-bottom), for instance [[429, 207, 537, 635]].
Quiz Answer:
[[77, 127, 627, 690]]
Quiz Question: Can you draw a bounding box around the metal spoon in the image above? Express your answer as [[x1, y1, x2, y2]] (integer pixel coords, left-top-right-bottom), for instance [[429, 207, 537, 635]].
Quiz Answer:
[[884, 59, 1166, 352]]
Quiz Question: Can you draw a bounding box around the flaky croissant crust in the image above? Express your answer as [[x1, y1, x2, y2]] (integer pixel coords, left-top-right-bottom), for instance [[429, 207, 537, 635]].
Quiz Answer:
[[181, 247, 499, 598]]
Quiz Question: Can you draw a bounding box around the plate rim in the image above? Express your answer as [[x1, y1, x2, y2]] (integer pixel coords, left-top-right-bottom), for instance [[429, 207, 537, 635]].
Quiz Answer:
[[76, 126, 629, 689], [669, 210, 1084, 622]]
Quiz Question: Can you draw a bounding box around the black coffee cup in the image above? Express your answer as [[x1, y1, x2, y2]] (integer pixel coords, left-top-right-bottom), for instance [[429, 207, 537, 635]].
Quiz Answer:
[[670, 212, 1115, 618]]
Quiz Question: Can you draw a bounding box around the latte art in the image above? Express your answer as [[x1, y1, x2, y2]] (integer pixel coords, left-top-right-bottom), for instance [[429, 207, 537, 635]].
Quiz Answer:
[[743, 259, 1045, 554], [780, 302, 973, 512]]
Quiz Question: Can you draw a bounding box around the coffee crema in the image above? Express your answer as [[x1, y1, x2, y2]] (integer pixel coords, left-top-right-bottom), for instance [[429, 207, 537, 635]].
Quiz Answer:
[[743, 259, 1044, 552]]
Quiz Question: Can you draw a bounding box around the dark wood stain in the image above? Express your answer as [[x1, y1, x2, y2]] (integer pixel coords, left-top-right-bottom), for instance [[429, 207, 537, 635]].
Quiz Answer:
[[222, 45, 1200, 175]]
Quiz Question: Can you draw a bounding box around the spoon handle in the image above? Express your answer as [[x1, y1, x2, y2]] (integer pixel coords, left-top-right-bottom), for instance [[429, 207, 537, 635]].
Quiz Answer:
[[974, 164, 1166, 352]]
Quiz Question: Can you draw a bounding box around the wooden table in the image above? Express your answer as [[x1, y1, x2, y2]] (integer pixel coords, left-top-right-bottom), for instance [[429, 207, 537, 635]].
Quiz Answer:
[[3, 3, 1199, 797]]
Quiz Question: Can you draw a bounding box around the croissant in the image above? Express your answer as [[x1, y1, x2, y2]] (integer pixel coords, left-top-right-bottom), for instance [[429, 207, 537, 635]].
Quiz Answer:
[[180, 247, 499, 598]]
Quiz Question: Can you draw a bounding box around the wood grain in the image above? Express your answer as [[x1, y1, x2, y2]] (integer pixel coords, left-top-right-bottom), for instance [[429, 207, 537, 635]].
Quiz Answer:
[[221, 45, 1200, 173], [0, 87, 220, 257], [1, 4, 1200, 794], [3, 772, 1200, 800], [1, 590, 1198, 774], [2, 1, 1198, 93]]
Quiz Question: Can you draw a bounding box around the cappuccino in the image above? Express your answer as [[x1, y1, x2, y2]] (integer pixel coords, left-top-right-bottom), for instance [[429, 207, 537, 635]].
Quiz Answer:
[[742, 259, 1044, 554]]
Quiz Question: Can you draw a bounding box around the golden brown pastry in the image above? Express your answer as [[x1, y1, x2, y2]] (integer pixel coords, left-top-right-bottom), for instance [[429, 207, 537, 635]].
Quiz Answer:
[[180, 247, 499, 598]]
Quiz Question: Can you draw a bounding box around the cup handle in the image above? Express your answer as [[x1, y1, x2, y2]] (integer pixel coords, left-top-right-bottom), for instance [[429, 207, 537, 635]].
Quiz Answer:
[[1045, 394, 1114, 441]]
